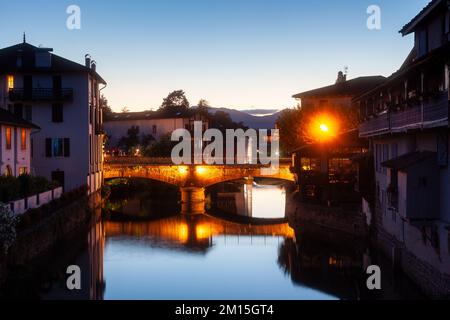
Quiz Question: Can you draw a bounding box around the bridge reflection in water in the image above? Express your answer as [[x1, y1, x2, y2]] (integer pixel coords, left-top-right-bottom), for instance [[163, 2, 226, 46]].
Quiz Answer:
[[104, 214, 294, 252], [39, 181, 423, 300]]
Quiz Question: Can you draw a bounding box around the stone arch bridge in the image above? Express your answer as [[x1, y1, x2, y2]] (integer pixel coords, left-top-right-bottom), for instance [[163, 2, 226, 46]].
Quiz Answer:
[[104, 157, 294, 214]]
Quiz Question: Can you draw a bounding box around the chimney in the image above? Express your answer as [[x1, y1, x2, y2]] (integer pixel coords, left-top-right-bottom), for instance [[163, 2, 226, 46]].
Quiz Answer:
[[85, 54, 91, 68], [336, 71, 346, 84], [91, 60, 97, 72]]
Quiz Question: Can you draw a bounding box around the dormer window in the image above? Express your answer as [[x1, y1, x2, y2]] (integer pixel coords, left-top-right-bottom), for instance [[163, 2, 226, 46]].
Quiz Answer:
[[35, 51, 52, 68]]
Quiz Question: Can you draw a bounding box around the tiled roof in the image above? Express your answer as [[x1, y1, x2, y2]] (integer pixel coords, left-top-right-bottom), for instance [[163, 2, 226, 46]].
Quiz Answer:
[[292, 76, 386, 99], [400, 0, 444, 35], [0, 108, 40, 129], [105, 108, 200, 122], [0, 42, 106, 84]]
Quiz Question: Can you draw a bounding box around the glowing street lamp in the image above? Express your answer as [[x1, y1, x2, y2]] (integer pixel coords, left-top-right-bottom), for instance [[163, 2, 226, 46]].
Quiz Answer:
[[319, 123, 329, 133], [310, 113, 339, 142], [196, 166, 207, 174]]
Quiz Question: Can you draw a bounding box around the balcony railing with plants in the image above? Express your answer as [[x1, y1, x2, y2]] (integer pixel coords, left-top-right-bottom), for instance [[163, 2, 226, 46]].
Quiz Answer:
[[359, 92, 449, 137], [8, 88, 74, 102]]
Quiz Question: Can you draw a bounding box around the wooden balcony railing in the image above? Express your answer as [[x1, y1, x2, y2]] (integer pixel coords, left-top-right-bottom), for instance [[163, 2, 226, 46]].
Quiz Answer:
[[9, 88, 74, 102]]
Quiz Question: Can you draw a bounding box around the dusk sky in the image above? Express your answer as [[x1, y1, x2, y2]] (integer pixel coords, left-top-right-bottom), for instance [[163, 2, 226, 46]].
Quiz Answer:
[[0, 0, 430, 111]]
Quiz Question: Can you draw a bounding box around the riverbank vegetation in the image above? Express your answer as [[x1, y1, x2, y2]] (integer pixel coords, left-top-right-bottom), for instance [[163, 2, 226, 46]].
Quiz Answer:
[[0, 175, 59, 203]]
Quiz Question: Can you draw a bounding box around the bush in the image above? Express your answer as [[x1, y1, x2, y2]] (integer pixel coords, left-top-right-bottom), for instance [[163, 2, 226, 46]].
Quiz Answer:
[[0, 176, 20, 202], [0, 174, 59, 203], [0, 203, 19, 254]]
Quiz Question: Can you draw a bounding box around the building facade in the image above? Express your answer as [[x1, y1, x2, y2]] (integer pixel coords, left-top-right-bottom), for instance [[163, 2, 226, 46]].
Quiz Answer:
[[104, 109, 209, 153], [291, 74, 384, 204], [0, 108, 39, 177], [0, 41, 106, 193], [355, 0, 450, 296]]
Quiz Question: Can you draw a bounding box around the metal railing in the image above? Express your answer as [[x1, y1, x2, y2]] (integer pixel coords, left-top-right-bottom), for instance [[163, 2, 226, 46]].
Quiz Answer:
[[360, 94, 449, 137], [9, 88, 74, 102]]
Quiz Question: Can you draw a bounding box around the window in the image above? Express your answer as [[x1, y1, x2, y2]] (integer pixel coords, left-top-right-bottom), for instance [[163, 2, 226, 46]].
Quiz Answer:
[[300, 158, 320, 171], [14, 103, 23, 118], [52, 138, 63, 157], [46, 138, 70, 157], [5, 127, 11, 150], [152, 125, 157, 134], [19, 167, 28, 175], [7, 75, 14, 89], [21, 128, 27, 150], [52, 103, 63, 122], [5, 165, 12, 177], [24, 105, 32, 121]]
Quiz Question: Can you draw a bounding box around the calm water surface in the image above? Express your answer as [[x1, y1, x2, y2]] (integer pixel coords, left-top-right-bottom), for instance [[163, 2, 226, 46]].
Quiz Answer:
[[8, 180, 423, 300]]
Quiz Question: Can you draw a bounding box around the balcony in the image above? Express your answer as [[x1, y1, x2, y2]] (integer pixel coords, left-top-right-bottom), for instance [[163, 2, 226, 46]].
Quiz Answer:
[[359, 112, 389, 138], [9, 88, 74, 102], [360, 93, 449, 137]]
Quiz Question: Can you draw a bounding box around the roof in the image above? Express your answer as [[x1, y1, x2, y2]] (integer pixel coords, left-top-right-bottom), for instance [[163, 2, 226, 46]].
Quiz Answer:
[[105, 108, 201, 122], [0, 108, 40, 129], [0, 42, 106, 84], [292, 76, 386, 99], [382, 151, 436, 171], [400, 0, 445, 35], [353, 42, 450, 101]]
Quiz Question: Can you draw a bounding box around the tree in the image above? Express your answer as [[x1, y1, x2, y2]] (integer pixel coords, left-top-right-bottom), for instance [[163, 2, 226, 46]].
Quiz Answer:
[[143, 133, 178, 157], [209, 110, 247, 133], [160, 90, 190, 112], [118, 126, 140, 154], [100, 95, 113, 120], [276, 106, 304, 155], [121, 106, 130, 113], [196, 99, 210, 118], [276, 101, 359, 155]]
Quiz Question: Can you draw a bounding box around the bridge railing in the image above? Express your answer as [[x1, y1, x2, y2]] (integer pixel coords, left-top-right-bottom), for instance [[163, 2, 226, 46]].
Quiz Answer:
[[104, 156, 292, 166]]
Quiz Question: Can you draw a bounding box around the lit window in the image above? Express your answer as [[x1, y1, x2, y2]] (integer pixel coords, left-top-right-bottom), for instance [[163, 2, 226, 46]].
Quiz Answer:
[[7, 75, 14, 89], [5, 127, 11, 150], [19, 167, 28, 175], [21, 128, 27, 150], [5, 165, 12, 177]]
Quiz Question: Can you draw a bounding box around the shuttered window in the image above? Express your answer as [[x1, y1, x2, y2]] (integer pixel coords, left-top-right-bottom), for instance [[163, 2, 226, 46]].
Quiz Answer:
[[52, 103, 63, 122]]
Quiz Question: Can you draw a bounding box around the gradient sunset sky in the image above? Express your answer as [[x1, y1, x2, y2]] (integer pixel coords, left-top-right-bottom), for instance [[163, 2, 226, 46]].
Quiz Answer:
[[0, 0, 430, 111]]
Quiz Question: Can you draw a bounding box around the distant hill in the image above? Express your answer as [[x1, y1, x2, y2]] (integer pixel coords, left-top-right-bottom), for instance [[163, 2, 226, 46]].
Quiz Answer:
[[207, 107, 284, 129]]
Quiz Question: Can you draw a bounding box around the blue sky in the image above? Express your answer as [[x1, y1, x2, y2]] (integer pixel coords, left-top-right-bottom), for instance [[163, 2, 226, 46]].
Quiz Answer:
[[0, 0, 430, 111]]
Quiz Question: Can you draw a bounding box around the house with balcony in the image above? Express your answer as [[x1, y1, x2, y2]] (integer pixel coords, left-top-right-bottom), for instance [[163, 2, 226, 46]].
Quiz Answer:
[[0, 108, 39, 176], [0, 40, 106, 193], [354, 0, 450, 296]]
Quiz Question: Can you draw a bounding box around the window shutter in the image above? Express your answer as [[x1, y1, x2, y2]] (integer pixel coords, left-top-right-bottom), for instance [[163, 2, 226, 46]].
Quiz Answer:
[[52, 103, 63, 122], [46, 138, 52, 157], [64, 138, 70, 157]]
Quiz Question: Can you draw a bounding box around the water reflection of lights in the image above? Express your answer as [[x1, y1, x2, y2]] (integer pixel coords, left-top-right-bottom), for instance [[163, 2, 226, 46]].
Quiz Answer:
[[104, 215, 294, 249]]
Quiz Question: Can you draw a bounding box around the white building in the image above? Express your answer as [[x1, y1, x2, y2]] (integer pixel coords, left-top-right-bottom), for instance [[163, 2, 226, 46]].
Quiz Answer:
[[0, 40, 106, 193], [104, 110, 208, 151], [0, 108, 38, 176], [356, 0, 450, 296]]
